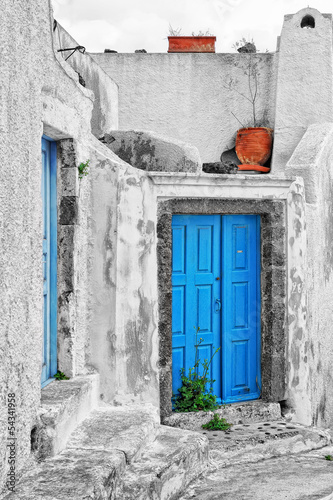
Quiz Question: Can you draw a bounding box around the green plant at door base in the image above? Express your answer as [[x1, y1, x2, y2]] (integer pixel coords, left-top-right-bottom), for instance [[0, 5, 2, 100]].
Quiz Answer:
[[78, 159, 90, 179], [174, 327, 220, 413], [202, 413, 232, 431], [54, 371, 69, 381], [325, 455, 333, 461]]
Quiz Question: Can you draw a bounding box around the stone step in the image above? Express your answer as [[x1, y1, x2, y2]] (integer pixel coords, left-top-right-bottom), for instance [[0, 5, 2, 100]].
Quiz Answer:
[[2, 448, 126, 500], [200, 420, 331, 467], [35, 373, 100, 459], [118, 425, 209, 500], [162, 401, 281, 430], [66, 404, 160, 463], [3, 405, 209, 500]]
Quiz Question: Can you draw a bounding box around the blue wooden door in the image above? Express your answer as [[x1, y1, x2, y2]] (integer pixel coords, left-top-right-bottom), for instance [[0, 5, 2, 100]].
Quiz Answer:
[[171, 214, 261, 404], [222, 215, 261, 403], [41, 136, 57, 387], [172, 215, 222, 402]]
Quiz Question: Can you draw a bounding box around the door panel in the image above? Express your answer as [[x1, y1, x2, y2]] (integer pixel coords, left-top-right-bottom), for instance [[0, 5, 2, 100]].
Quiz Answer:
[[172, 214, 261, 405], [172, 215, 222, 402], [222, 215, 261, 403], [41, 136, 57, 388]]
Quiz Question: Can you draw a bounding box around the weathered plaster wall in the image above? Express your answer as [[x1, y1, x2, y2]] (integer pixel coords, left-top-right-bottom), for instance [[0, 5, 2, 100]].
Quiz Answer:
[[90, 52, 276, 163], [286, 124, 333, 430], [272, 8, 333, 174], [112, 164, 159, 406], [54, 23, 119, 138], [67, 137, 159, 405], [0, 0, 97, 490]]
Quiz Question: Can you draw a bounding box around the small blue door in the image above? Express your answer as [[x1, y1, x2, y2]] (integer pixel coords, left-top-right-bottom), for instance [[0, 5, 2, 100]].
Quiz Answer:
[[41, 136, 57, 387], [172, 214, 261, 404]]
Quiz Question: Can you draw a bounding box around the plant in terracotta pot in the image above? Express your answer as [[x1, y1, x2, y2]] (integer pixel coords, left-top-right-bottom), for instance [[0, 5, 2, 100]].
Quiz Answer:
[[225, 38, 273, 173], [168, 25, 216, 53]]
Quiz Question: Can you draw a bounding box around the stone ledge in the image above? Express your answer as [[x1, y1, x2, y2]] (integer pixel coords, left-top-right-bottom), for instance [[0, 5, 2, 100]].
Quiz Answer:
[[100, 130, 202, 173], [34, 374, 99, 459]]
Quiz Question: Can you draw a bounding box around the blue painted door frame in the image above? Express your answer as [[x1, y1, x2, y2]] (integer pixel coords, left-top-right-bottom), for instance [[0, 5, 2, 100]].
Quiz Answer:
[[172, 214, 261, 404], [41, 136, 57, 388]]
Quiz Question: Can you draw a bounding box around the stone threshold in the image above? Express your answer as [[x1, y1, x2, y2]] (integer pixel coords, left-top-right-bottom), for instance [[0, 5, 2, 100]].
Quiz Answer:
[[202, 420, 331, 467], [162, 400, 282, 430]]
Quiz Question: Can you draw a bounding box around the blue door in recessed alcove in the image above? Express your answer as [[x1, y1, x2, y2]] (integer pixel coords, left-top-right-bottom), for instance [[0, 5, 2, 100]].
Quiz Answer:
[[41, 136, 57, 388], [172, 214, 261, 404]]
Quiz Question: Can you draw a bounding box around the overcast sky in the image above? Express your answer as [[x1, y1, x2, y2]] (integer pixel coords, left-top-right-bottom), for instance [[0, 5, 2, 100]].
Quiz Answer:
[[52, 0, 333, 53]]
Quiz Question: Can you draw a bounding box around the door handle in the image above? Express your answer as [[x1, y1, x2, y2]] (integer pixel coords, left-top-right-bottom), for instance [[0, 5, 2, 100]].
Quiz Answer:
[[215, 298, 221, 313]]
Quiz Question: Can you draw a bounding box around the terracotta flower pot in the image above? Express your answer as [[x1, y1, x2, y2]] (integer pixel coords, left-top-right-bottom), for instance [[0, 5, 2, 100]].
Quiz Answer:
[[168, 36, 216, 53], [235, 127, 273, 172]]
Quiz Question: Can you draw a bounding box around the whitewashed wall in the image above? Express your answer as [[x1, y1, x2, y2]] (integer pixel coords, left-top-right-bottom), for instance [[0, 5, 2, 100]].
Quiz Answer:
[[91, 52, 276, 163]]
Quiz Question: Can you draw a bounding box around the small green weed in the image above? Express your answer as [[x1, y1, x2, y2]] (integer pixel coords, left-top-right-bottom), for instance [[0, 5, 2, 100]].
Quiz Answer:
[[78, 159, 90, 179], [54, 371, 69, 381], [174, 327, 220, 413], [325, 455, 333, 461], [202, 413, 232, 431]]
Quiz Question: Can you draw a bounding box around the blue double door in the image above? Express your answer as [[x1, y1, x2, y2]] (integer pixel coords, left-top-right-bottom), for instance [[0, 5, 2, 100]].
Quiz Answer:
[[172, 214, 261, 404]]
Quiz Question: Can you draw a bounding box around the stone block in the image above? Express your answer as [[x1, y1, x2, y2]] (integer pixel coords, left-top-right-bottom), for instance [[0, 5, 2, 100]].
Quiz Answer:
[[60, 167, 79, 197], [59, 196, 78, 225], [57, 225, 75, 293], [58, 139, 76, 169], [202, 162, 238, 174]]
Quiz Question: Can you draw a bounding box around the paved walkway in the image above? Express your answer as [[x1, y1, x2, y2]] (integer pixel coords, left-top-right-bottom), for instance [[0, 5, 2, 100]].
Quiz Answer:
[[180, 445, 333, 500]]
